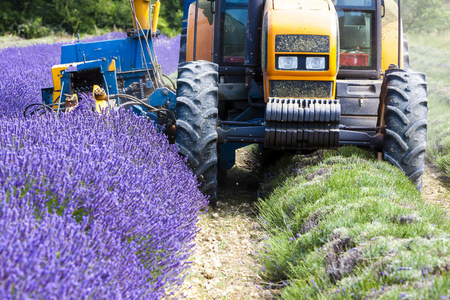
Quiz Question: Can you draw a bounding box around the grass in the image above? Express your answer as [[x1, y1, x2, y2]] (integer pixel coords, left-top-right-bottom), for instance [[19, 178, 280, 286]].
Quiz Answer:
[[256, 147, 450, 299], [0, 28, 116, 49], [407, 30, 450, 177]]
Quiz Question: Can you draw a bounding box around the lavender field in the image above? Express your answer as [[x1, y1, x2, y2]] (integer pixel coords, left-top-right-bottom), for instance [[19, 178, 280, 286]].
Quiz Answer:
[[0, 33, 207, 298]]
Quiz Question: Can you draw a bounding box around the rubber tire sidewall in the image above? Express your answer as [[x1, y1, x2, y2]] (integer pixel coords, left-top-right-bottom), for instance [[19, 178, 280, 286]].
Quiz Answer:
[[383, 68, 428, 190], [176, 60, 219, 204]]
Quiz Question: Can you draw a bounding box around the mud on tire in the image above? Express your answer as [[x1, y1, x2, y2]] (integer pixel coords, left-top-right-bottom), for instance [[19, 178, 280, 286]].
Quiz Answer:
[[382, 68, 428, 190], [176, 60, 219, 204]]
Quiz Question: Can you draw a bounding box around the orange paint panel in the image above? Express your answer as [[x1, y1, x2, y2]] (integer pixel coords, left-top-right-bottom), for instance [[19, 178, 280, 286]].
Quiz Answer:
[[186, 2, 213, 62], [273, 0, 330, 11], [266, 9, 339, 78]]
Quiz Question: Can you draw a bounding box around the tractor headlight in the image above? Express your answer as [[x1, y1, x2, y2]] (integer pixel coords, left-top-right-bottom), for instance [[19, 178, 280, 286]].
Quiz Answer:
[[278, 56, 298, 70], [306, 57, 326, 70]]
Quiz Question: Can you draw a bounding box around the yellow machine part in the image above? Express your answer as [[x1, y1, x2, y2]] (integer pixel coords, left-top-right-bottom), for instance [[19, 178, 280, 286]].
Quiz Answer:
[[132, 0, 150, 30], [381, 0, 403, 70], [186, 0, 214, 62], [50, 65, 110, 113], [93, 85, 109, 113], [51, 65, 68, 92], [50, 63, 81, 106], [263, 0, 339, 101], [152, 0, 161, 34], [108, 60, 116, 72], [65, 94, 78, 112]]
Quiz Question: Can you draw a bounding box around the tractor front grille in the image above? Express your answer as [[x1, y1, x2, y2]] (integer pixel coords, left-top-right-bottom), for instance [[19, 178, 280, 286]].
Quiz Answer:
[[275, 35, 330, 53], [270, 80, 333, 99]]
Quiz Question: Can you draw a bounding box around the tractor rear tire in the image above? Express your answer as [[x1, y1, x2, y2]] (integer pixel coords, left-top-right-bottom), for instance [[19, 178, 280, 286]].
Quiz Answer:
[[382, 68, 428, 190], [176, 60, 219, 205]]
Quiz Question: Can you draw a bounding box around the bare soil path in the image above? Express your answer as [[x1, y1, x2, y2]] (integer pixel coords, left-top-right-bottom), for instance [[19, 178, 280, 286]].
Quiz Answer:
[[173, 148, 270, 299], [422, 164, 450, 209]]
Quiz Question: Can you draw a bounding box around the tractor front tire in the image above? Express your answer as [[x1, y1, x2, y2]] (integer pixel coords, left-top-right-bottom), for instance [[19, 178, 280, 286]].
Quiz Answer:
[[382, 68, 428, 190], [176, 60, 219, 205]]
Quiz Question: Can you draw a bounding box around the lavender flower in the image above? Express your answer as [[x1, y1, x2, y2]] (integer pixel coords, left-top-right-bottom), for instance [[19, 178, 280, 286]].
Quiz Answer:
[[0, 33, 206, 298]]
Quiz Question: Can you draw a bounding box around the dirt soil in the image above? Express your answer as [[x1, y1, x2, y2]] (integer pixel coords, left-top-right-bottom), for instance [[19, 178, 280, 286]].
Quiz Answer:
[[422, 164, 450, 208], [173, 147, 272, 299], [176, 151, 449, 300]]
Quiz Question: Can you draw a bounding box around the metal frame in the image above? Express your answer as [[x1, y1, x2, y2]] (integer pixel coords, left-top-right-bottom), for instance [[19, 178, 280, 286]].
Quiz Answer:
[[41, 29, 176, 120]]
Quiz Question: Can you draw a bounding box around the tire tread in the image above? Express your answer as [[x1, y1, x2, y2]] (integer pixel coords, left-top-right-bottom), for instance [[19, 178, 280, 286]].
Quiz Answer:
[[176, 60, 219, 204], [383, 69, 428, 190]]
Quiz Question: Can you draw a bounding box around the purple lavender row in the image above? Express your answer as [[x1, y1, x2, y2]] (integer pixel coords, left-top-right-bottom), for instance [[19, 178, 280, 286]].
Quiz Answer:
[[154, 35, 181, 75], [0, 200, 138, 299], [0, 107, 208, 298], [0, 33, 204, 298], [0, 42, 58, 118]]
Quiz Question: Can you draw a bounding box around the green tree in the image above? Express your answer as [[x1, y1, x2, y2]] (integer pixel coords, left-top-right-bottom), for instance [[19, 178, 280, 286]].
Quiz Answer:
[[158, 0, 184, 37], [403, 0, 450, 33], [41, 0, 131, 35], [0, 0, 184, 38]]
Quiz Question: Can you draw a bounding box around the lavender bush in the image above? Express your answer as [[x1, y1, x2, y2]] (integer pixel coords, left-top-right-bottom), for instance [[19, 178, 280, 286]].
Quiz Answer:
[[257, 147, 450, 299], [153, 34, 181, 75], [0, 33, 205, 298], [0, 43, 58, 118], [0, 200, 137, 299]]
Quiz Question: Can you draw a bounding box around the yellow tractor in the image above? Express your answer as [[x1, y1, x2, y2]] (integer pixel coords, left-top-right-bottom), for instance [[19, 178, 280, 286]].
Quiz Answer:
[[177, 0, 427, 204]]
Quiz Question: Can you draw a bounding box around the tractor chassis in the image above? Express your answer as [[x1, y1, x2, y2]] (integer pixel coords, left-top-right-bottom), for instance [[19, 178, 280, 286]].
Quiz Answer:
[[215, 78, 385, 170]]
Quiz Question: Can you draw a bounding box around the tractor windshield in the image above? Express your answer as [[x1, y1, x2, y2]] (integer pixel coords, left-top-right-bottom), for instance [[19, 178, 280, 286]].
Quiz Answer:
[[222, 0, 248, 64], [335, 0, 376, 69], [337, 10, 374, 68]]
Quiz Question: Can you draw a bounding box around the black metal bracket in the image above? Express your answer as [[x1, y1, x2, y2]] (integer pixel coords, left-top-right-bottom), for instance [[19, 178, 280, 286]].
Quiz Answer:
[[206, 0, 215, 14], [217, 126, 265, 144], [339, 130, 383, 151]]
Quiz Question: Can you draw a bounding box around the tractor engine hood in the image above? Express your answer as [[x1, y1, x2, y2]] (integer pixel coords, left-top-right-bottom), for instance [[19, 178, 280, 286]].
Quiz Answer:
[[262, 0, 340, 101]]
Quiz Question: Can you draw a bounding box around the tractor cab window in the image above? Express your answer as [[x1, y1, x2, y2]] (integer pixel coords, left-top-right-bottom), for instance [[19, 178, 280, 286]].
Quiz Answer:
[[334, 0, 375, 9], [221, 0, 248, 64], [335, 0, 375, 69]]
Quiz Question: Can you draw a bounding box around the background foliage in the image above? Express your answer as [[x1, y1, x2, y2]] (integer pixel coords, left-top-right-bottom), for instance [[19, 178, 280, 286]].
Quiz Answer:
[[403, 0, 450, 33], [0, 0, 184, 38], [1, 0, 448, 38]]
